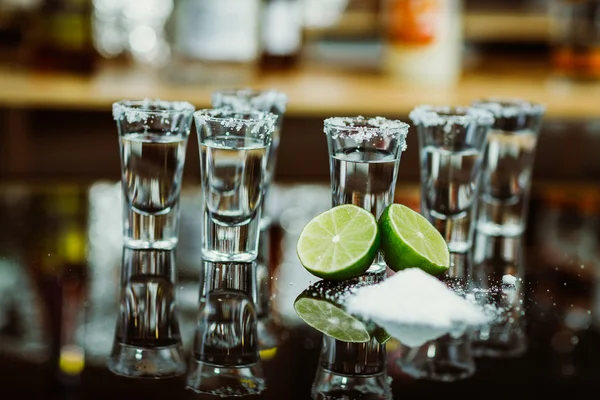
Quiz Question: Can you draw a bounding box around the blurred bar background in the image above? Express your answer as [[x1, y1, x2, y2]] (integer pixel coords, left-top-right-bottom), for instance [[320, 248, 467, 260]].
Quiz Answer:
[[0, 1, 599, 397], [0, 0, 598, 184]]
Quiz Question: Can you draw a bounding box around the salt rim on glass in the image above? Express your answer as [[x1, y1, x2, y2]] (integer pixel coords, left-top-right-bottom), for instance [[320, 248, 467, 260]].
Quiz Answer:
[[112, 98, 195, 124], [408, 105, 495, 131], [324, 116, 410, 148], [193, 108, 277, 139], [471, 98, 546, 119], [212, 88, 288, 115]]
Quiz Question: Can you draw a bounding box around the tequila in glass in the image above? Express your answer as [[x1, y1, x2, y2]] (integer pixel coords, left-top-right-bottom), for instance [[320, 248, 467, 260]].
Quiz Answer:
[[471, 99, 545, 237], [324, 116, 409, 275], [113, 99, 195, 250]]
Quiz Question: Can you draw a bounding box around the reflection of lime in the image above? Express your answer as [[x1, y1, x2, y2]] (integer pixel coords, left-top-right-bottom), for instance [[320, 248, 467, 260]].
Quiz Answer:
[[369, 325, 391, 345], [294, 297, 370, 343], [379, 204, 449, 275], [296, 204, 379, 281]]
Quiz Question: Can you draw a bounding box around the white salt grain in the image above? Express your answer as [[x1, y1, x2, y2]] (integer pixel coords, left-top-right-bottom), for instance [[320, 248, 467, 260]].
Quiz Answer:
[[346, 268, 489, 347]]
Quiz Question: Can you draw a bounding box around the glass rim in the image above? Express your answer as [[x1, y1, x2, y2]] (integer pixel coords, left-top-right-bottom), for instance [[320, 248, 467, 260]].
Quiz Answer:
[[471, 97, 546, 117], [323, 116, 410, 140], [112, 99, 195, 121], [211, 88, 288, 115], [194, 107, 277, 129], [409, 105, 495, 127]]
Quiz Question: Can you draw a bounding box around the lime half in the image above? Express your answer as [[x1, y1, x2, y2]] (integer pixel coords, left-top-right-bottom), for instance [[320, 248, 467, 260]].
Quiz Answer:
[[296, 204, 379, 281], [294, 297, 370, 343], [378, 203, 449, 275]]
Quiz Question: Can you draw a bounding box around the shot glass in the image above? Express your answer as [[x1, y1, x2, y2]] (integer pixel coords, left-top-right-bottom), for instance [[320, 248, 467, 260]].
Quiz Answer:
[[108, 248, 186, 378], [471, 98, 546, 237], [324, 116, 409, 275], [194, 108, 276, 262], [409, 106, 494, 254], [113, 99, 195, 250], [186, 261, 264, 396]]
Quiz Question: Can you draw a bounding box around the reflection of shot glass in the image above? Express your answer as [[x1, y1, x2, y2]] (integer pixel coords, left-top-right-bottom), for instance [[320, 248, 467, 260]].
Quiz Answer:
[[108, 248, 186, 378], [312, 336, 392, 400], [113, 99, 195, 250], [194, 109, 276, 262], [409, 106, 494, 254], [186, 261, 264, 396], [472, 232, 527, 358], [324, 116, 409, 275], [311, 273, 391, 400], [471, 99, 545, 237]]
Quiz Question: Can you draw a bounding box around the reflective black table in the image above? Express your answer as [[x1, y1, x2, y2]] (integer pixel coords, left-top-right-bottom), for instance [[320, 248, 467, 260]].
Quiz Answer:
[[0, 182, 599, 399]]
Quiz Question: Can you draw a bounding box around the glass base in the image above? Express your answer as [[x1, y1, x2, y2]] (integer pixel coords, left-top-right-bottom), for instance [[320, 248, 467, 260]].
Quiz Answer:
[[473, 325, 527, 358], [123, 204, 180, 250], [186, 360, 265, 397], [123, 237, 178, 250], [107, 342, 186, 378], [473, 338, 527, 358], [396, 334, 475, 382], [311, 369, 392, 400], [476, 221, 525, 237], [427, 209, 474, 253]]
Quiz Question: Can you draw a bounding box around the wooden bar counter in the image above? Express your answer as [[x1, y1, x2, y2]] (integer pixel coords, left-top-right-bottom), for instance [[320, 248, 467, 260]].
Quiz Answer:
[[0, 63, 599, 119]]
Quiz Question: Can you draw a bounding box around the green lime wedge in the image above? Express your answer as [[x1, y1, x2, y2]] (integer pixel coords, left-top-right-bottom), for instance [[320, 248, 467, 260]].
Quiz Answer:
[[294, 297, 370, 343], [378, 203, 449, 275], [296, 204, 379, 281]]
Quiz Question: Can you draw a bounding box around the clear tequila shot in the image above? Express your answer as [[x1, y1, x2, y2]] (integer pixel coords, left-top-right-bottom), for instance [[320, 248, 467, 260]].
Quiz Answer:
[[471, 99, 546, 237], [410, 106, 494, 254], [195, 109, 275, 262], [324, 116, 409, 275], [113, 99, 195, 250]]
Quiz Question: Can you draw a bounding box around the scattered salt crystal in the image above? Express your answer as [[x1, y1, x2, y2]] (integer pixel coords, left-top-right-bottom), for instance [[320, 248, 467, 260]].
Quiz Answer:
[[502, 274, 517, 286], [346, 268, 489, 347]]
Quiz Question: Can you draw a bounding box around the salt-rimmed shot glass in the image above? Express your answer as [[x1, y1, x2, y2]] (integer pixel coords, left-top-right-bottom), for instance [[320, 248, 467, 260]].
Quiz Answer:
[[471, 98, 546, 237], [409, 106, 494, 255], [113, 99, 195, 250], [324, 116, 409, 276], [212, 89, 288, 350], [194, 108, 276, 262]]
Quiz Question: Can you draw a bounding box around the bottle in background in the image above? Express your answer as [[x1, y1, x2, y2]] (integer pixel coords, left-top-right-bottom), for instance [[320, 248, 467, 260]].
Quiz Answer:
[[549, 0, 600, 80], [27, 0, 96, 73], [382, 0, 463, 86], [166, 0, 261, 84], [259, 0, 303, 71]]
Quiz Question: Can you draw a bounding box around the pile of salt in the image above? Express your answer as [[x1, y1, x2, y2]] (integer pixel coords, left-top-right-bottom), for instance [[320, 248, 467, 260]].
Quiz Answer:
[[346, 268, 490, 347]]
